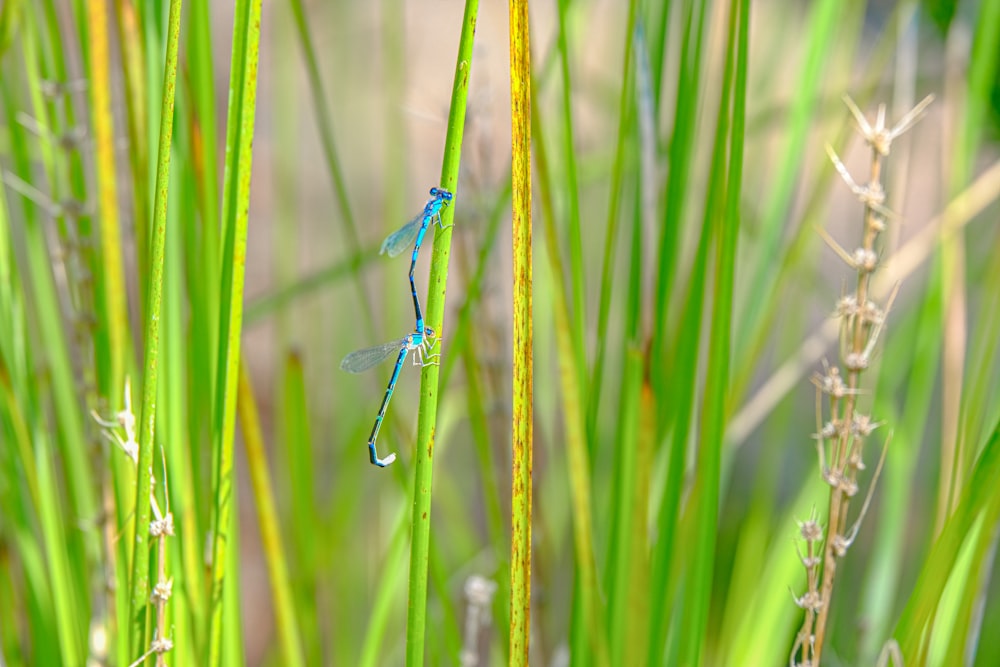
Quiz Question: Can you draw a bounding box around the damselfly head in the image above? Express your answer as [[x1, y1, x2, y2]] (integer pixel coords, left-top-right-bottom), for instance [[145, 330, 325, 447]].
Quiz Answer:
[[429, 187, 453, 201]]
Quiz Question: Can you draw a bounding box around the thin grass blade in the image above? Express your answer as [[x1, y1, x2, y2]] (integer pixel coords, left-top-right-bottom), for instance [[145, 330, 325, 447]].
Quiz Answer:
[[207, 0, 263, 661], [405, 0, 479, 663]]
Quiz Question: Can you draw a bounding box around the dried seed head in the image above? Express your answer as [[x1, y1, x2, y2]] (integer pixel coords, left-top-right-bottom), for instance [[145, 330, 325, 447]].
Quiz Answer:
[[867, 212, 887, 233], [843, 351, 869, 372], [795, 590, 824, 612], [852, 413, 882, 437], [813, 419, 840, 441], [840, 477, 859, 497], [831, 534, 850, 557], [150, 513, 175, 537], [835, 294, 859, 318], [851, 247, 878, 273], [861, 300, 884, 325], [150, 636, 173, 654], [844, 94, 935, 157], [813, 363, 856, 398], [151, 579, 173, 603], [799, 517, 824, 542]]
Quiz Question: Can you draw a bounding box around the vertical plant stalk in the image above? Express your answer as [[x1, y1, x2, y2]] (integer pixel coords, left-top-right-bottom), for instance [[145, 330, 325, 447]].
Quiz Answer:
[[88, 0, 127, 401], [207, 0, 263, 662], [404, 1, 479, 665], [508, 0, 532, 663], [792, 95, 932, 666], [129, 0, 182, 656]]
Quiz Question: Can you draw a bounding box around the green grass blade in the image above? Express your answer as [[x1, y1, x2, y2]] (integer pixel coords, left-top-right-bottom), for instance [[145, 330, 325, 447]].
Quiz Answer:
[[5, 28, 98, 654], [207, 0, 262, 661], [733, 0, 846, 358], [87, 0, 127, 403], [279, 351, 321, 663], [129, 0, 183, 656], [939, 0, 1000, 524], [648, 0, 707, 433], [5, 31, 98, 559], [606, 346, 648, 663], [404, 0, 479, 664], [554, 0, 586, 373], [588, 0, 637, 446], [896, 417, 1000, 659], [359, 506, 410, 667], [286, 0, 359, 246], [112, 0, 152, 293], [677, 0, 746, 662], [35, 428, 84, 664], [286, 0, 377, 336], [185, 0, 222, 389], [533, 82, 607, 667]]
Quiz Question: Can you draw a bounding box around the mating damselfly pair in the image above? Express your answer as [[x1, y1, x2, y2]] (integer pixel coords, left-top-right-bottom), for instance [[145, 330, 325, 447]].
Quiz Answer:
[[340, 187, 454, 467]]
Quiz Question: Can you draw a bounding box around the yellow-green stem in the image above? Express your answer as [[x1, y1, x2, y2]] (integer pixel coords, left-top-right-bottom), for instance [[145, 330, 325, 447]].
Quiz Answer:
[[508, 0, 532, 663]]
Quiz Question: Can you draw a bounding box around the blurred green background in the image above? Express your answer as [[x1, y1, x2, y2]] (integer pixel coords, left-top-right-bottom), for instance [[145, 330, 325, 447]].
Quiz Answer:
[[1, 0, 1000, 665]]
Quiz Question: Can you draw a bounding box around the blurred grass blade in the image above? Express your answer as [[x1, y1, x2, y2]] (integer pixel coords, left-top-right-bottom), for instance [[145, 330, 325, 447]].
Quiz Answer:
[[6, 27, 99, 577], [279, 352, 321, 662], [648, 0, 707, 436], [589, 0, 638, 446], [676, 0, 746, 662], [238, 360, 305, 667], [112, 0, 151, 291], [533, 78, 607, 667], [286, 0, 377, 337], [554, 0, 587, 378], [896, 417, 1000, 660], [359, 507, 410, 667], [734, 0, 846, 362], [87, 0, 127, 403], [606, 347, 648, 663]]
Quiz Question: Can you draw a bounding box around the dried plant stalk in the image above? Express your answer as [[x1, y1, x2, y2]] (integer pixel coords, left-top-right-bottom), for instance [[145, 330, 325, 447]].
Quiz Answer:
[[791, 95, 933, 667]]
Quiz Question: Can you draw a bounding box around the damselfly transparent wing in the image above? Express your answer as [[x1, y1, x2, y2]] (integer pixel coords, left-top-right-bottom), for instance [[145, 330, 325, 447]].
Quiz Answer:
[[340, 338, 407, 373], [379, 212, 423, 258]]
